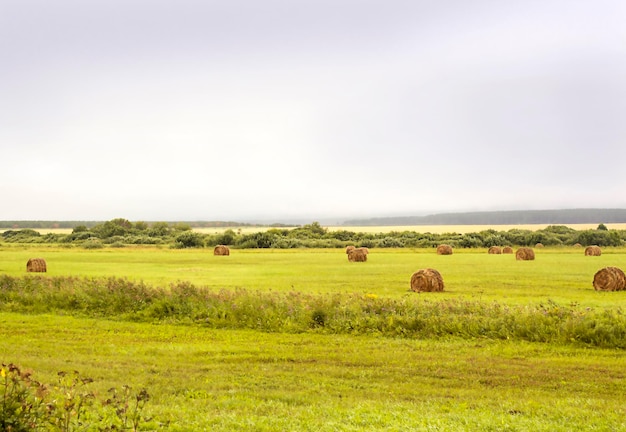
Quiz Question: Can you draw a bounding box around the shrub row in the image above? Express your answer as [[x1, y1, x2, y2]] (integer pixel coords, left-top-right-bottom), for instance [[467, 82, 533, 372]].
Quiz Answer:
[[2, 220, 625, 248], [2, 275, 625, 349]]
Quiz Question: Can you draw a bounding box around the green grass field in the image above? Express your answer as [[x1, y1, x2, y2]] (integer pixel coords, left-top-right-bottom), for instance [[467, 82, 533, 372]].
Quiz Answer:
[[1, 245, 624, 305], [2, 245, 626, 430]]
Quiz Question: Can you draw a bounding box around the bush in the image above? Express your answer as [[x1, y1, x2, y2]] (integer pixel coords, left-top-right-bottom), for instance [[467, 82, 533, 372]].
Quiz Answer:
[[173, 231, 205, 248], [377, 237, 404, 248], [0, 363, 155, 431], [83, 239, 104, 249]]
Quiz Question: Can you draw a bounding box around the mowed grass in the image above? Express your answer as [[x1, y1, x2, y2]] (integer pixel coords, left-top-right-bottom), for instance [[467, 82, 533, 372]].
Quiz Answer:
[[2, 245, 626, 430], [1, 245, 625, 307], [2, 313, 626, 431]]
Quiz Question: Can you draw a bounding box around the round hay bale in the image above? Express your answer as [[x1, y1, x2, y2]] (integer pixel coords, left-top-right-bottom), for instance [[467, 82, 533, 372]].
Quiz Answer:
[[593, 267, 626, 292], [213, 245, 230, 256], [345, 245, 356, 254], [502, 246, 514, 254], [26, 258, 47, 272], [584, 245, 601, 256], [488, 246, 502, 254], [535, 243, 544, 248], [436, 244, 453, 255], [347, 248, 367, 262], [410, 268, 444, 292], [515, 247, 535, 261], [573, 243, 582, 248]]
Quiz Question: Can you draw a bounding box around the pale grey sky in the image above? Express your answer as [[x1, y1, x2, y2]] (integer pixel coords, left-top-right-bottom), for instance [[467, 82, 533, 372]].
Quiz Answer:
[[1, 0, 625, 222]]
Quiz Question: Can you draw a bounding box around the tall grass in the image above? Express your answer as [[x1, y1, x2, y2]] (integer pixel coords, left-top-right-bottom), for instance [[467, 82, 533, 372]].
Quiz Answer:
[[2, 275, 625, 349]]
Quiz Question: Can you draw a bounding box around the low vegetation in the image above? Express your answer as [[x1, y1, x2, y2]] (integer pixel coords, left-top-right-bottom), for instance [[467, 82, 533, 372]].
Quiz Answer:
[[2, 218, 625, 248], [2, 274, 626, 349]]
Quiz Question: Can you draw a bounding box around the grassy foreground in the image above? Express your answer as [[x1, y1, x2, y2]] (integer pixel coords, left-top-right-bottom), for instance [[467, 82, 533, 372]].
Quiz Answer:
[[2, 246, 626, 430], [2, 313, 626, 431]]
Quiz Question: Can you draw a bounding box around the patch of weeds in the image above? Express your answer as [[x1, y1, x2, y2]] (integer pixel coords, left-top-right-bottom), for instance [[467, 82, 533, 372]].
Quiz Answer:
[[1, 363, 159, 431]]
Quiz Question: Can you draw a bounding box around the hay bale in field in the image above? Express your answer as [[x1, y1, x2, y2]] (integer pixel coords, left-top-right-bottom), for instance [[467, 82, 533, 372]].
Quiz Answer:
[[357, 247, 369, 254], [573, 243, 582, 248], [592, 267, 626, 291], [515, 247, 535, 261], [410, 268, 444, 292], [535, 243, 544, 248], [436, 244, 453, 255], [346, 245, 356, 254], [488, 246, 502, 254], [502, 246, 514, 254], [213, 245, 230, 256], [26, 258, 47, 272], [347, 248, 367, 262], [585, 245, 601, 256]]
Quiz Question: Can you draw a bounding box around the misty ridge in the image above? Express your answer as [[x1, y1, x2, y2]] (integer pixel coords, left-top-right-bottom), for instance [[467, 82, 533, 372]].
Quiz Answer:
[[2, 208, 626, 230], [342, 208, 626, 226]]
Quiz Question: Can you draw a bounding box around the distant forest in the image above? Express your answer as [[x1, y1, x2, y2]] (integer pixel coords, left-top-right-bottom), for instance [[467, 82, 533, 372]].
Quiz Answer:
[[342, 209, 626, 226], [0, 220, 273, 230], [2, 209, 626, 230]]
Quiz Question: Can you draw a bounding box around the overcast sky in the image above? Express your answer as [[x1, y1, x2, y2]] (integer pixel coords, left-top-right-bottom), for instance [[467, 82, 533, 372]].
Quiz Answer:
[[2, 0, 625, 223]]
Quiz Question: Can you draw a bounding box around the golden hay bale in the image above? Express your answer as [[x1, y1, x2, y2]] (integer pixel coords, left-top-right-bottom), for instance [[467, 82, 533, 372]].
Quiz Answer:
[[347, 248, 367, 262], [213, 245, 230, 256], [357, 247, 369, 254], [410, 268, 444, 292], [488, 246, 502, 254], [592, 267, 626, 292], [573, 243, 582, 248], [26, 258, 47, 272], [584, 245, 601, 256], [345, 245, 356, 254], [436, 244, 453, 255], [515, 247, 535, 261], [502, 246, 514, 254], [535, 243, 544, 248]]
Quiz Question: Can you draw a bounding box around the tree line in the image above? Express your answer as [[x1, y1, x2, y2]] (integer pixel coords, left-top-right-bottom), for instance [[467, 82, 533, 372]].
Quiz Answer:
[[1, 218, 624, 249]]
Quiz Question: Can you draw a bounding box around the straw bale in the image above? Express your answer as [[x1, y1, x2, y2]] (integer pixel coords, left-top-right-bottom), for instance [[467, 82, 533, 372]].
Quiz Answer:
[[26, 258, 47, 272], [357, 247, 369, 255], [593, 267, 626, 292], [535, 243, 544, 248], [213, 245, 230, 256], [410, 268, 444, 292], [488, 246, 502, 254], [573, 243, 582, 248], [348, 248, 367, 262], [502, 246, 514, 254], [346, 245, 356, 254], [584, 245, 601, 256], [436, 244, 453, 255], [515, 247, 535, 261]]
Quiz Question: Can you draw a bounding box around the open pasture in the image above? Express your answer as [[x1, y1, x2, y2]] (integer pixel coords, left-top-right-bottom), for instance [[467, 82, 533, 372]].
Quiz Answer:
[[3, 245, 626, 430], [1, 245, 625, 307], [2, 313, 626, 431]]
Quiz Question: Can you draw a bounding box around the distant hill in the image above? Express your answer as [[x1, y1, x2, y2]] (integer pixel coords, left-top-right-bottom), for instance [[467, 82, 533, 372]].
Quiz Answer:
[[342, 209, 626, 226]]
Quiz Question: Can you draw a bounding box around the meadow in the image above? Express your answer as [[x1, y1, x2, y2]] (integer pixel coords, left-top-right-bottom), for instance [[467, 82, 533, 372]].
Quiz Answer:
[[2, 244, 626, 430]]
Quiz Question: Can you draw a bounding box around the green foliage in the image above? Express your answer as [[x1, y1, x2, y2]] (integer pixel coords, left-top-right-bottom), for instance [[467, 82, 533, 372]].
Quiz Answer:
[[3, 275, 626, 349], [236, 232, 276, 248], [0, 364, 153, 431], [82, 239, 104, 249], [147, 222, 171, 237], [574, 230, 622, 246], [3, 217, 625, 248], [173, 231, 205, 248], [377, 236, 405, 248]]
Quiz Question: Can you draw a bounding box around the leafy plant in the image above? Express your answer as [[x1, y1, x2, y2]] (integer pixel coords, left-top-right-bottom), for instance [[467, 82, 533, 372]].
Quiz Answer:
[[0, 364, 154, 431]]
